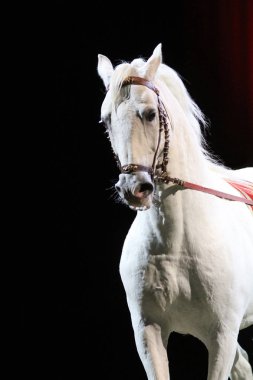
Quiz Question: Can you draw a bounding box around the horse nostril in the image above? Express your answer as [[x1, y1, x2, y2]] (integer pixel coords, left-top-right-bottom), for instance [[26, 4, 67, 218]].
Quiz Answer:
[[115, 185, 121, 193], [139, 183, 154, 194], [134, 182, 154, 199]]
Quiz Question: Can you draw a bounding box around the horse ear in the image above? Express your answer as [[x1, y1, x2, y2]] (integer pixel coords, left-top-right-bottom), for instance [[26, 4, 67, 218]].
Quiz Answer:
[[97, 54, 114, 89], [143, 43, 162, 80]]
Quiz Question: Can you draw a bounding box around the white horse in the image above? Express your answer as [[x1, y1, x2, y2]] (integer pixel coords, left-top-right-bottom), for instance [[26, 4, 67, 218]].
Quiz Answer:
[[97, 44, 253, 380]]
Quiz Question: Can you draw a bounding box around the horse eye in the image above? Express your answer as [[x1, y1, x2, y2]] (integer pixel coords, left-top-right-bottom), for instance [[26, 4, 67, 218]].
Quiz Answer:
[[145, 110, 156, 122]]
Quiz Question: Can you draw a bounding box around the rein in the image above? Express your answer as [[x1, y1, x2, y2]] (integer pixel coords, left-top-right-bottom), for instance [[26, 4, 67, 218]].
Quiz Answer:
[[117, 76, 253, 207]]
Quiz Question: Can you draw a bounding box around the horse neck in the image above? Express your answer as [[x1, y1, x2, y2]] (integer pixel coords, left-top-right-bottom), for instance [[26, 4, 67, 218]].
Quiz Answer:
[[136, 85, 220, 246], [155, 80, 210, 180], [142, 110, 216, 242], [167, 110, 209, 183]]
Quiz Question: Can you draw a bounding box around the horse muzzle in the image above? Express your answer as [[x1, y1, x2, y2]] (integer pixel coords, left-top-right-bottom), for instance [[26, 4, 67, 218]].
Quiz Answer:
[[115, 172, 154, 211]]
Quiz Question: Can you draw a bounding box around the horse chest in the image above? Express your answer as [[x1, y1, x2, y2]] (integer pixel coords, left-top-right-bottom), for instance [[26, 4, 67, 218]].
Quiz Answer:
[[121, 255, 221, 337], [120, 251, 193, 315], [142, 257, 182, 309]]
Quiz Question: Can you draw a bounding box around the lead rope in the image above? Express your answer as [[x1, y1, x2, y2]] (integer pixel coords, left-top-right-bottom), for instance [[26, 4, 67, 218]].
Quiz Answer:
[[155, 174, 253, 207]]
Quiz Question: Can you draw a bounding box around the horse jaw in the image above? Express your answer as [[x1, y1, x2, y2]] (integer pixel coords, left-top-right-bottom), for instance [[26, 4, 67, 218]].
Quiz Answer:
[[97, 54, 114, 89]]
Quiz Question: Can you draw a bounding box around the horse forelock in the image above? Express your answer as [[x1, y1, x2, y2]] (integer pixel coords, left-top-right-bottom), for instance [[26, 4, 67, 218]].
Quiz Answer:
[[109, 59, 146, 110]]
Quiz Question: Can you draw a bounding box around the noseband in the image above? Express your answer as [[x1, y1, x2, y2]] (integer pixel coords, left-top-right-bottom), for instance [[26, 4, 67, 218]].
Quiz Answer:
[[120, 76, 170, 178]]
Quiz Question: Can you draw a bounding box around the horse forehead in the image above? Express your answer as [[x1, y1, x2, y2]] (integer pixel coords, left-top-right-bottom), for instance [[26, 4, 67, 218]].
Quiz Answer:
[[101, 85, 158, 119], [129, 85, 157, 104]]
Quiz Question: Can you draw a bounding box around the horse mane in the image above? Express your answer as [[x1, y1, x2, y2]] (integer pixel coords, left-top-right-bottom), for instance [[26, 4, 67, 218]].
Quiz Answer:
[[109, 58, 248, 179]]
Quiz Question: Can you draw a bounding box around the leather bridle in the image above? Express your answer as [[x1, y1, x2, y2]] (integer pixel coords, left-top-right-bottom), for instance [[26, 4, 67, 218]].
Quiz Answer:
[[109, 76, 253, 207], [119, 76, 170, 178]]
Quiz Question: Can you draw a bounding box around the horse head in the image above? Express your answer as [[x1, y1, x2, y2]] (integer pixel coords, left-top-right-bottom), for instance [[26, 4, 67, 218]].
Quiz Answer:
[[97, 44, 169, 211]]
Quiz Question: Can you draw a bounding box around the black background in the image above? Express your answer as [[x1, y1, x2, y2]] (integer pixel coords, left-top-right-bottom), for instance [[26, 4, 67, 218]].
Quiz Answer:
[[55, 1, 253, 379]]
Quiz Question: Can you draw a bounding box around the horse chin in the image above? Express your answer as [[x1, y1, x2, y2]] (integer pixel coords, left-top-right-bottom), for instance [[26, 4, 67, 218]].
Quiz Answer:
[[123, 194, 152, 211]]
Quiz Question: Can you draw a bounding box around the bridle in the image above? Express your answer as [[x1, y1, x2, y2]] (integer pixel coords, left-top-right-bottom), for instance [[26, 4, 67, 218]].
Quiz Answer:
[[110, 76, 253, 207], [120, 76, 170, 178]]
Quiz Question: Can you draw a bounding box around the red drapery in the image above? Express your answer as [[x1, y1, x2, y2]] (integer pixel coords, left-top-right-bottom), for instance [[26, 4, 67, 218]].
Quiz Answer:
[[218, 0, 253, 130], [182, 0, 253, 166]]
